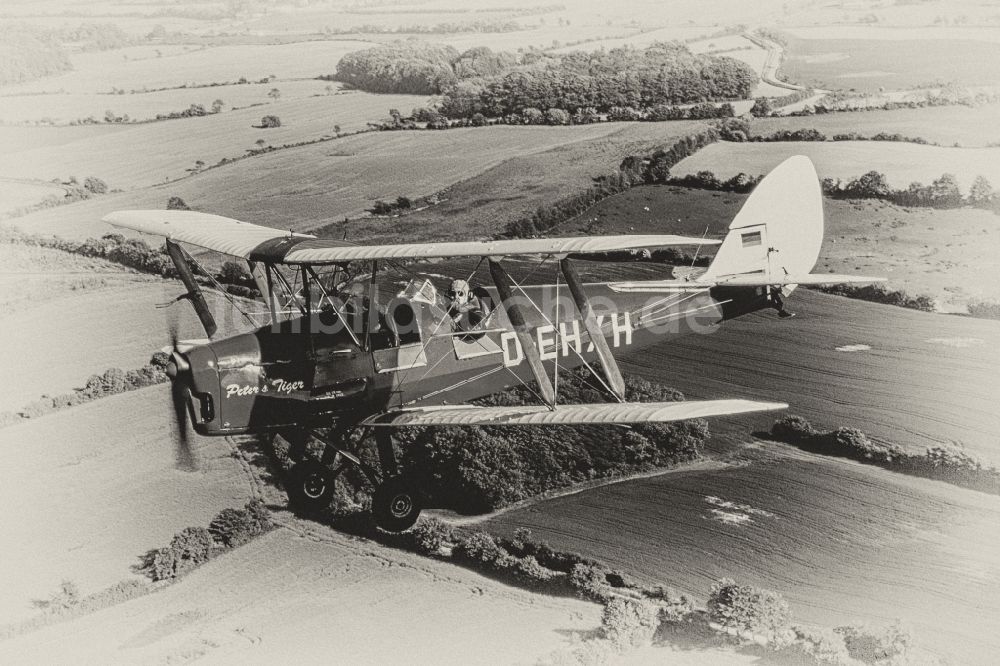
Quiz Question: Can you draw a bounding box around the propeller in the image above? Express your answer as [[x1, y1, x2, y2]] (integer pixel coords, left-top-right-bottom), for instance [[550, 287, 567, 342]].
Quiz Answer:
[[165, 312, 197, 472]]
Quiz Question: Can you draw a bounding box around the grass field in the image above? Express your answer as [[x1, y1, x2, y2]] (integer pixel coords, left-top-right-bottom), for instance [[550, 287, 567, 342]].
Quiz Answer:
[[324, 120, 711, 244], [672, 140, 1000, 191], [4, 40, 378, 95], [8, 123, 629, 241], [0, 178, 68, 216], [781, 35, 1000, 92], [754, 105, 1000, 147], [0, 90, 434, 189], [0, 79, 345, 125], [561, 184, 1000, 310], [485, 442, 1000, 664]]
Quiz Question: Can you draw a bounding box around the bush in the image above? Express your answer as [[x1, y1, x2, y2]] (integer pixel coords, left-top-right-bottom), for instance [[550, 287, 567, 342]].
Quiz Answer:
[[771, 415, 815, 443], [452, 531, 505, 564], [513, 555, 557, 586], [968, 299, 1000, 320], [782, 625, 852, 665], [169, 527, 214, 573], [601, 597, 660, 649], [707, 578, 790, 640], [406, 517, 453, 555], [166, 196, 190, 210], [568, 563, 614, 602], [835, 622, 912, 664], [83, 176, 108, 195], [644, 586, 695, 624], [209, 501, 270, 548], [260, 114, 281, 128]]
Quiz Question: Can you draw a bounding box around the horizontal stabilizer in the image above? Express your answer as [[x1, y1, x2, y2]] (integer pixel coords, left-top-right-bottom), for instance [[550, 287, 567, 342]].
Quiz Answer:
[[363, 399, 787, 427]]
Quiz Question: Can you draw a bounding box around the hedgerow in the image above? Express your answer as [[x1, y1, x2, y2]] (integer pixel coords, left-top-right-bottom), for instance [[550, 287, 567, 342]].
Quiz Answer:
[[500, 128, 719, 238], [0, 354, 170, 427], [140, 500, 273, 582], [769, 416, 999, 494]]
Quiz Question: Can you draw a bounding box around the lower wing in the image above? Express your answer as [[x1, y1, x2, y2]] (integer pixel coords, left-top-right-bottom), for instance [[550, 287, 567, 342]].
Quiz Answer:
[[362, 399, 787, 427]]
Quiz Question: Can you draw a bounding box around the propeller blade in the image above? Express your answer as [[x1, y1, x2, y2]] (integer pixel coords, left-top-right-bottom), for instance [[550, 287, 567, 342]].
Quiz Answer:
[[165, 299, 196, 471], [169, 367, 197, 472]]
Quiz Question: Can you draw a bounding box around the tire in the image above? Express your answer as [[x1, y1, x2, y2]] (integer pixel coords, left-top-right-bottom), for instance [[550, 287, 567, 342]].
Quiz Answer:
[[372, 475, 422, 532], [286, 460, 336, 513]]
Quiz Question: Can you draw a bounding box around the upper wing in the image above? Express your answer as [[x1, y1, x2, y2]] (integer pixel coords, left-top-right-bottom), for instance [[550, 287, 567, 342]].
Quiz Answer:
[[103, 210, 719, 263], [103, 210, 315, 259], [362, 399, 787, 427]]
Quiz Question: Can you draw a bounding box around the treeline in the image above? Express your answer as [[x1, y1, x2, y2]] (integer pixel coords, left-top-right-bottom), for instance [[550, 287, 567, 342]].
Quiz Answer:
[[824, 171, 997, 211], [0, 357, 169, 427], [1, 224, 259, 298], [396, 371, 708, 513], [666, 161, 998, 213], [373, 100, 736, 131], [0, 25, 72, 86], [502, 128, 720, 238], [331, 42, 757, 117], [770, 415, 999, 495]]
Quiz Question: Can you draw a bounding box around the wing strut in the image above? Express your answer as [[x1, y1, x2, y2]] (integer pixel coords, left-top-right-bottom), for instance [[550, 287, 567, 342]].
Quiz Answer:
[[488, 259, 556, 408], [165, 240, 218, 338], [560, 258, 626, 401]]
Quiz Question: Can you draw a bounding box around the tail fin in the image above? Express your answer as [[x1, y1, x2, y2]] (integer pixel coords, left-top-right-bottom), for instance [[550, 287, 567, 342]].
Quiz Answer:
[[699, 155, 824, 291]]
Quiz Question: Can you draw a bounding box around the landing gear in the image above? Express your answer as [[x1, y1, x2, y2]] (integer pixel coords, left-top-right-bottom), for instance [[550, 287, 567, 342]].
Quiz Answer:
[[372, 474, 422, 532], [279, 427, 423, 531], [370, 428, 423, 532], [286, 459, 337, 513]]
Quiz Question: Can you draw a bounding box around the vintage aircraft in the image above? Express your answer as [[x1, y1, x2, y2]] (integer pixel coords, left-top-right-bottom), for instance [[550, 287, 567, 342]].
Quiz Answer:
[[104, 155, 882, 531]]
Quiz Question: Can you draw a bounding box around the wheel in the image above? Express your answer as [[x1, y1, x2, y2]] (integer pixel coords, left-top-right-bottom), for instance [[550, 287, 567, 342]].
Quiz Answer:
[[286, 460, 336, 513], [372, 475, 423, 532]]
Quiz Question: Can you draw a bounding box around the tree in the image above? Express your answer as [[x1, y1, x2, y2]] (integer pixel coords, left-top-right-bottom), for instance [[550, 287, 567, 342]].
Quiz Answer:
[[333, 124, 341, 135], [968, 175, 994, 208], [211, 98, 224, 113], [928, 173, 962, 208], [260, 115, 281, 128], [83, 176, 108, 194], [166, 196, 189, 210], [268, 88, 281, 101], [255, 138, 266, 149], [750, 97, 773, 117], [845, 171, 891, 199], [545, 108, 570, 125]]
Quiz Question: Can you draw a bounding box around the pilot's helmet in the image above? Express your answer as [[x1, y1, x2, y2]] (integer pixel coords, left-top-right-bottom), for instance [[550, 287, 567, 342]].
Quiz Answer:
[[447, 279, 470, 303]]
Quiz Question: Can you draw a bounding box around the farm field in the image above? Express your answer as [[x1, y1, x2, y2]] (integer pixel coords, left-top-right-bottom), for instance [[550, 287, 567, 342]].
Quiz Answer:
[[324, 121, 711, 244], [3, 40, 378, 95], [781, 35, 1000, 92], [0, 79, 346, 125], [754, 104, 1000, 147], [0, 386, 604, 663], [0, 178, 67, 216], [485, 443, 1000, 665], [0, 90, 435, 189], [563, 184, 1000, 310], [672, 140, 1000, 190], [8, 123, 631, 242], [0, 123, 130, 155]]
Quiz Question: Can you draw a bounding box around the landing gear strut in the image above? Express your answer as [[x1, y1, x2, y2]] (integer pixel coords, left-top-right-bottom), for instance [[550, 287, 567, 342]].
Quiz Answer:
[[282, 427, 422, 531], [370, 429, 422, 532]]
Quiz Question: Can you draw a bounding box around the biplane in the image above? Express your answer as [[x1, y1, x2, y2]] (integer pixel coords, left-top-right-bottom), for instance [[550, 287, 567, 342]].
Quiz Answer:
[[104, 155, 882, 531]]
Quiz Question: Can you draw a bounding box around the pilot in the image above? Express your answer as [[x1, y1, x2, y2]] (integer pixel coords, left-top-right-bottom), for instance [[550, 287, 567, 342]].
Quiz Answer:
[[447, 279, 486, 332]]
